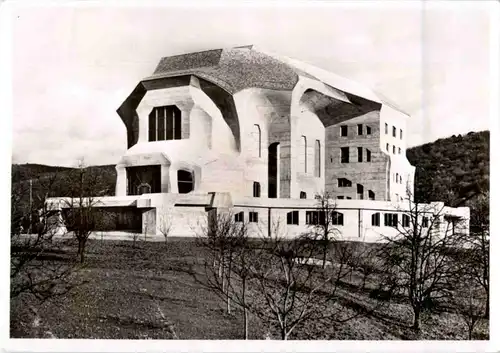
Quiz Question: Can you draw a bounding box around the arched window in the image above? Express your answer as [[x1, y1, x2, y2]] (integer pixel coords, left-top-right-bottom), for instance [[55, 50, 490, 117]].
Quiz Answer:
[[315, 140, 321, 177], [149, 105, 182, 141], [300, 136, 307, 173], [252, 124, 261, 158], [177, 170, 194, 194], [253, 182, 261, 198]]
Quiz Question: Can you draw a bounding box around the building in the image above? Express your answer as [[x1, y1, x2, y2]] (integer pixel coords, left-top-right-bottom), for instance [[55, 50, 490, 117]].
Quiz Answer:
[[46, 46, 469, 241]]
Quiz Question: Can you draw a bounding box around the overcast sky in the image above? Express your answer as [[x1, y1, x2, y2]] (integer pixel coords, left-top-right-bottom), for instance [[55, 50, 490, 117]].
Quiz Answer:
[[8, 2, 492, 167]]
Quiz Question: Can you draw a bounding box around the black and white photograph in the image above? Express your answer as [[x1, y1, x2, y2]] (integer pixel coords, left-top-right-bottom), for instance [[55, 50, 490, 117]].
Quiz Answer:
[[2, 0, 497, 350]]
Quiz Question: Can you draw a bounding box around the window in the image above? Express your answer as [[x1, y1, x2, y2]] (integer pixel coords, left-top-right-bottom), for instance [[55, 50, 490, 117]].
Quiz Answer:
[[148, 105, 182, 142], [396, 173, 399, 183], [338, 178, 352, 187], [357, 184, 364, 200], [253, 124, 261, 158], [368, 190, 375, 200], [340, 125, 348, 137], [235, 212, 244, 223], [385, 123, 388, 134], [392, 126, 396, 137], [402, 214, 410, 228], [358, 124, 363, 135], [287, 211, 299, 225], [177, 170, 194, 194], [400, 129, 403, 140], [253, 182, 261, 198], [300, 136, 307, 172], [315, 140, 321, 177], [366, 149, 372, 162], [398, 147, 402, 155], [337, 196, 344, 199], [357, 147, 363, 162], [422, 216, 429, 228], [384, 213, 398, 227], [306, 211, 326, 226], [399, 175, 403, 184], [300, 191, 307, 199], [249, 212, 258, 223], [393, 145, 396, 154], [332, 211, 344, 226], [366, 126, 372, 135], [346, 196, 352, 200], [386, 143, 389, 151], [395, 193, 399, 200], [371, 213, 380, 226], [341, 147, 349, 163]]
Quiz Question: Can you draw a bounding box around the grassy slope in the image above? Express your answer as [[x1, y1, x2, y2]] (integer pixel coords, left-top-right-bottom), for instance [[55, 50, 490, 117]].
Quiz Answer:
[[10, 239, 489, 340]]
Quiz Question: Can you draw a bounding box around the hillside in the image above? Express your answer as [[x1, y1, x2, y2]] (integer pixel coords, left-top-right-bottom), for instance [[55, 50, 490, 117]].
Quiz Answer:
[[406, 130, 489, 208]]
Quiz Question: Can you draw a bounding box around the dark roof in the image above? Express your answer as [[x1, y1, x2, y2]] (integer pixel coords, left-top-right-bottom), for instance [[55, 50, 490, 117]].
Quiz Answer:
[[148, 46, 315, 93]]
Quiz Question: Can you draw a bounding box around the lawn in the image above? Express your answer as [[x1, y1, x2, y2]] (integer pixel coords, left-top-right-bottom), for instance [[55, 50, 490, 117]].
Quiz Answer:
[[10, 237, 489, 340]]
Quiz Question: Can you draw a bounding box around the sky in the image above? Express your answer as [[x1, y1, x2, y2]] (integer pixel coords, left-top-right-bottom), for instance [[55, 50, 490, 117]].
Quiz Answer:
[[7, 1, 493, 167]]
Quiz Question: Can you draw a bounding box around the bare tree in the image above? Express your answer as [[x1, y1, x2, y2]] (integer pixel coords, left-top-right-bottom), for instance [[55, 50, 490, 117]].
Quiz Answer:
[[158, 208, 174, 247], [60, 160, 110, 263], [453, 280, 486, 340], [307, 192, 340, 269], [378, 190, 468, 331]]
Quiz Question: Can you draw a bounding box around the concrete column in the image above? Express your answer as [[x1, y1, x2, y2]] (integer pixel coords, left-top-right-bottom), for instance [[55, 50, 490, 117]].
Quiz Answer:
[[142, 208, 157, 236], [276, 144, 281, 198], [169, 167, 179, 193], [161, 165, 170, 193], [115, 165, 127, 196]]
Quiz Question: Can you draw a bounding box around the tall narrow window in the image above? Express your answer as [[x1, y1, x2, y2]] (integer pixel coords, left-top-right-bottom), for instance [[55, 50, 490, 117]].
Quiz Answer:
[[422, 216, 429, 228], [253, 124, 261, 158], [392, 126, 396, 137], [253, 182, 261, 198], [357, 124, 363, 135], [300, 136, 307, 172], [148, 105, 182, 142], [371, 213, 380, 226], [287, 211, 299, 225], [340, 125, 348, 137], [398, 147, 402, 155], [249, 212, 258, 223], [400, 129, 403, 140], [396, 173, 399, 183], [368, 190, 375, 200], [177, 170, 194, 194], [393, 145, 396, 154], [314, 140, 321, 177], [332, 211, 344, 226], [402, 214, 410, 228], [341, 147, 349, 163], [357, 147, 363, 162], [366, 126, 372, 135], [385, 123, 388, 134], [366, 149, 372, 162], [357, 184, 364, 200], [386, 143, 389, 152], [399, 175, 403, 184]]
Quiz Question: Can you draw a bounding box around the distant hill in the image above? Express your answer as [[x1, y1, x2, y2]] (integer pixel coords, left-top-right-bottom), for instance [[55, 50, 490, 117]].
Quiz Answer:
[[406, 130, 489, 217]]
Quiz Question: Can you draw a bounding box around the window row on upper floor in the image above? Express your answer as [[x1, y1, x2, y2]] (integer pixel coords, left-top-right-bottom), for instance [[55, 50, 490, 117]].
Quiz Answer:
[[385, 143, 403, 155], [384, 123, 403, 140], [340, 147, 372, 163], [340, 124, 373, 137]]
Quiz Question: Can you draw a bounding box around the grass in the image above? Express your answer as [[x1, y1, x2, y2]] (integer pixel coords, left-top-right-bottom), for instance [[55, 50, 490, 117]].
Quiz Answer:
[[10, 238, 489, 340]]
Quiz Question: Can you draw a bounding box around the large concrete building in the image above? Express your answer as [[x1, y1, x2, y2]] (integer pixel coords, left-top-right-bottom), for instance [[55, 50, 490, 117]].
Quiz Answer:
[[47, 46, 469, 241]]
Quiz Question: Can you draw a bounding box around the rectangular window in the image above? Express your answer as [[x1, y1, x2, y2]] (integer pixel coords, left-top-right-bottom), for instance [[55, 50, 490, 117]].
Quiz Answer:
[[341, 147, 349, 163], [357, 147, 363, 162], [337, 196, 344, 199], [253, 182, 261, 198], [234, 212, 244, 223], [357, 184, 364, 200], [422, 216, 429, 228], [315, 140, 321, 177], [392, 126, 396, 137], [340, 125, 348, 137], [158, 108, 166, 141], [287, 211, 299, 225], [306, 211, 325, 225], [332, 212, 344, 226], [338, 178, 352, 187], [400, 129, 403, 139], [393, 145, 396, 154], [368, 190, 375, 200], [371, 213, 380, 226], [385, 123, 388, 134], [398, 147, 402, 155], [346, 197, 352, 200], [249, 212, 258, 223], [357, 124, 363, 135], [148, 111, 157, 141], [384, 213, 398, 227], [366, 149, 372, 162], [402, 214, 410, 228], [366, 126, 372, 135], [386, 143, 389, 151]]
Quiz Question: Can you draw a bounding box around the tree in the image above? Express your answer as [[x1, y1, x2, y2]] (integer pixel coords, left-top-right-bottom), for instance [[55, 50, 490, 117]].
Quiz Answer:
[[378, 190, 468, 331], [60, 160, 110, 263], [453, 279, 486, 340], [307, 192, 340, 269], [158, 208, 174, 247]]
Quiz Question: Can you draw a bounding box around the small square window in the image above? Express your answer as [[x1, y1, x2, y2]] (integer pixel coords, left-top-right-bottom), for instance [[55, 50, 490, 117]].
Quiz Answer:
[[340, 125, 348, 137], [287, 211, 299, 225], [398, 147, 402, 155], [249, 212, 258, 223], [234, 212, 244, 223]]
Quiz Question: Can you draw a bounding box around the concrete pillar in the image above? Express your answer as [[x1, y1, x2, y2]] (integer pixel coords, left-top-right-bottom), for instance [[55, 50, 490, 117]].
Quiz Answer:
[[169, 167, 178, 193], [115, 165, 127, 196], [161, 165, 170, 193], [142, 208, 157, 236]]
